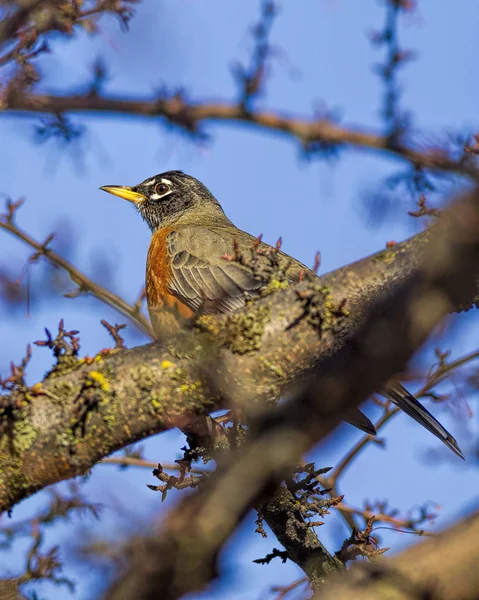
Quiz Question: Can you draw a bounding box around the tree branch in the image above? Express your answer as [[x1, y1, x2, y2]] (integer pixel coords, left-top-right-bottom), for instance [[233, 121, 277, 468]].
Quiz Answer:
[[0, 213, 154, 339], [1, 188, 479, 516], [0, 0, 52, 46], [100, 185, 479, 600], [313, 509, 479, 600], [2, 92, 479, 178]]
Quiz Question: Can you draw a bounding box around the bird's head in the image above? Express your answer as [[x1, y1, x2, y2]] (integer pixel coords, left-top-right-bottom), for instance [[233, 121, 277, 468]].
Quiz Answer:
[[100, 170, 225, 231]]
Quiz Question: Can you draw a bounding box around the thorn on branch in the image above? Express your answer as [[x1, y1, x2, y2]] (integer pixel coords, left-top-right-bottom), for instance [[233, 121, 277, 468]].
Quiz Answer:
[[28, 232, 55, 262]]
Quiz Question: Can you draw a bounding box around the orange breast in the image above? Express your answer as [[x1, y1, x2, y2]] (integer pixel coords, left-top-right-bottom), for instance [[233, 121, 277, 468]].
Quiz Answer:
[[146, 227, 193, 338]]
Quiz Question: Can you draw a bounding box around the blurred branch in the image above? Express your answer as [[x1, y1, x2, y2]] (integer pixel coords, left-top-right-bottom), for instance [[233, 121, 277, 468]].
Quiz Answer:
[[312, 509, 479, 600], [328, 346, 479, 486], [0, 483, 95, 597], [270, 577, 309, 600], [370, 0, 415, 138], [233, 0, 277, 109], [100, 186, 479, 600], [0, 0, 137, 49], [2, 185, 479, 516], [0, 0, 51, 46], [0, 483, 99, 544], [322, 345, 479, 531], [0, 199, 155, 339], [100, 456, 209, 474], [2, 92, 479, 179], [335, 502, 435, 537]]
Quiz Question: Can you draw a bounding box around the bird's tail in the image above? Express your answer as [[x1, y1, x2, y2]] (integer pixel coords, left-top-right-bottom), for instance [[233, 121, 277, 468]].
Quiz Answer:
[[383, 383, 464, 459]]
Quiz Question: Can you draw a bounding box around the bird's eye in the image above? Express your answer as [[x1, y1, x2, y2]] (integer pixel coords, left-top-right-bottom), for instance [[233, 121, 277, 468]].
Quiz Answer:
[[155, 182, 170, 196]]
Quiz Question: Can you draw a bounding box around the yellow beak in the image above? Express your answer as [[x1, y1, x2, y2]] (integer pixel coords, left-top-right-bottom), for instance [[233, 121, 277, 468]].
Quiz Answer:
[[99, 185, 146, 204]]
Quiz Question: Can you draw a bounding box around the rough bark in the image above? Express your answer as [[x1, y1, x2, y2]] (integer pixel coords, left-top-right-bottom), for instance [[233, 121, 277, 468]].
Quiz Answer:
[[99, 186, 479, 599], [1, 190, 479, 514], [314, 509, 479, 600]]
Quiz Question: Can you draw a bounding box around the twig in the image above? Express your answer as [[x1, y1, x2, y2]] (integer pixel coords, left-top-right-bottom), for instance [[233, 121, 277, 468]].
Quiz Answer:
[[100, 320, 127, 350], [335, 503, 434, 537], [0, 215, 155, 339], [320, 345, 479, 532], [270, 577, 309, 600], [100, 456, 209, 475]]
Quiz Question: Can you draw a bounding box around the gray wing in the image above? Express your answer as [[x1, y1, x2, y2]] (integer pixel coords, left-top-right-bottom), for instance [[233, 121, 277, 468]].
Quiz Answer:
[[166, 227, 261, 314]]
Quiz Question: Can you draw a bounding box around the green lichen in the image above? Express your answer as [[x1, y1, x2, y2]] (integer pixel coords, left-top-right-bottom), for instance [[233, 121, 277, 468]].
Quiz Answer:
[[44, 355, 81, 379], [259, 357, 286, 379], [296, 283, 349, 337], [48, 379, 76, 403], [196, 304, 271, 355], [170, 367, 189, 383], [259, 277, 290, 297], [12, 417, 37, 453], [131, 364, 158, 392], [101, 405, 117, 430], [373, 247, 398, 265]]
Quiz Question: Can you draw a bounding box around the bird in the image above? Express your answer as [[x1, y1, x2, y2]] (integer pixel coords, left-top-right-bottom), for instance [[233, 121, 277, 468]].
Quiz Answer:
[[100, 170, 464, 459]]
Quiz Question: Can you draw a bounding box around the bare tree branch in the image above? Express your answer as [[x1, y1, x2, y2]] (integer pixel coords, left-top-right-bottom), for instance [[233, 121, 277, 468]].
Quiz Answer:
[[0, 206, 154, 339], [2, 92, 479, 179]]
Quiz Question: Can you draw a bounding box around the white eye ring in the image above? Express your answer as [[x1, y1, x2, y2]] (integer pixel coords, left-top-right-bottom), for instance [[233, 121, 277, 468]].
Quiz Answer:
[[152, 178, 173, 199], [155, 182, 170, 195]]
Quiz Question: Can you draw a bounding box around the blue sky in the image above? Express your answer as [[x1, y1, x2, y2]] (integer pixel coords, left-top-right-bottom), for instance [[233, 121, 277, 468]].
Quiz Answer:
[[1, 1, 479, 598]]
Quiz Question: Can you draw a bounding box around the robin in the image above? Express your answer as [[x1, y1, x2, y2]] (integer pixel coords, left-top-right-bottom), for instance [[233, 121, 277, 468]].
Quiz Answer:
[[100, 170, 463, 458]]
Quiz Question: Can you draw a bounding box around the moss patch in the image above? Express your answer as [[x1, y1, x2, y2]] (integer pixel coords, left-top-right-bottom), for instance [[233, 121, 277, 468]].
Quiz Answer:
[[196, 304, 271, 355]]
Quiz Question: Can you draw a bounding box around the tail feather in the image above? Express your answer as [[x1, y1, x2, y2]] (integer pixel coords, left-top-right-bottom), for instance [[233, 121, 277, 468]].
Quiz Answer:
[[345, 408, 377, 435], [383, 383, 464, 459]]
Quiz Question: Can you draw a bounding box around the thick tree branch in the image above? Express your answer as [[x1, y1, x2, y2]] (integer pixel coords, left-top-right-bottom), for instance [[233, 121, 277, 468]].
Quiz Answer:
[[313, 509, 479, 600], [101, 186, 479, 600], [2, 92, 478, 178], [1, 189, 479, 516]]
